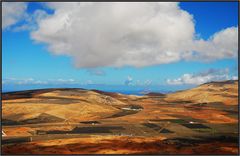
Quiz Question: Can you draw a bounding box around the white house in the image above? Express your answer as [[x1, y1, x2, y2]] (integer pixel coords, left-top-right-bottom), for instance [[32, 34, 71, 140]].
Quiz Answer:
[[2, 130, 7, 137]]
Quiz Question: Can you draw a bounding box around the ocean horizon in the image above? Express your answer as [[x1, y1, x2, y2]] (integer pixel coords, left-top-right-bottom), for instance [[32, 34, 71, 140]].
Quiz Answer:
[[2, 87, 173, 95]]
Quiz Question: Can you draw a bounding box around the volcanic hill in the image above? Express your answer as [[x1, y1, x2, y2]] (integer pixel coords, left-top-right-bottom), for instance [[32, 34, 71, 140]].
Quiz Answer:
[[2, 80, 239, 154]]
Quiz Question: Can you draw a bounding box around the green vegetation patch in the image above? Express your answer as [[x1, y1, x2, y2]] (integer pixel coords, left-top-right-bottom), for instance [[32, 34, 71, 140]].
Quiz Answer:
[[160, 128, 174, 133], [47, 126, 125, 134], [169, 114, 206, 123], [142, 123, 161, 131], [181, 123, 210, 129], [80, 121, 101, 124]]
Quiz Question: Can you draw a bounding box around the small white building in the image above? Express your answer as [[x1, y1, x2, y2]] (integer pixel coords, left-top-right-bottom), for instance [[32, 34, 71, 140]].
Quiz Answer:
[[2, 130, 7, 137], [122, 107, 143, 111]]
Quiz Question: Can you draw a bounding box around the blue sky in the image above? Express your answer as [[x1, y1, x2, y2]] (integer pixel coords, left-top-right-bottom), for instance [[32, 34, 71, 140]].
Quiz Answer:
[[2, 2, 238, 93]]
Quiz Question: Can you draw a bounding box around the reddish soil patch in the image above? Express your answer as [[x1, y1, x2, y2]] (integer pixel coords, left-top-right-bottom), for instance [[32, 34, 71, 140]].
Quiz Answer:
[[2, 137, 238, 155]]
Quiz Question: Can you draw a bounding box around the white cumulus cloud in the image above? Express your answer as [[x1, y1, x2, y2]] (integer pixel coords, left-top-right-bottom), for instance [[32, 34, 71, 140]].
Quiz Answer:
[[3, 2, 238, 68], [166, 68, 237, 85], [2, 78, 78, 85], [232, 76, 238, 80], [125, 76, 133, 86], [30, 2, 238, 68], [2, 2, 27, 30], [188, 27, 238, 61]]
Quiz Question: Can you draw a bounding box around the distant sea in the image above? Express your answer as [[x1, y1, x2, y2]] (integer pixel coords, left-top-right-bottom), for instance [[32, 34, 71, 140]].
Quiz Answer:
[[2, 88, 171, 95], [2, 84, 192, 95]]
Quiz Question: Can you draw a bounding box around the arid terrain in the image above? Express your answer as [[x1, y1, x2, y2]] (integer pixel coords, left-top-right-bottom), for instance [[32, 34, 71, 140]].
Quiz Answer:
[[2, 80, 239, 154]]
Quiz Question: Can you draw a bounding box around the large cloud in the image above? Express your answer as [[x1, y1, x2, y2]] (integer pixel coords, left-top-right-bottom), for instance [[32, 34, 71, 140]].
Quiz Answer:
[[188, 27, 238, 61], [166, 68, 237, 85], [28, 2, 237, 68], [2, 2, 27, 30]]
